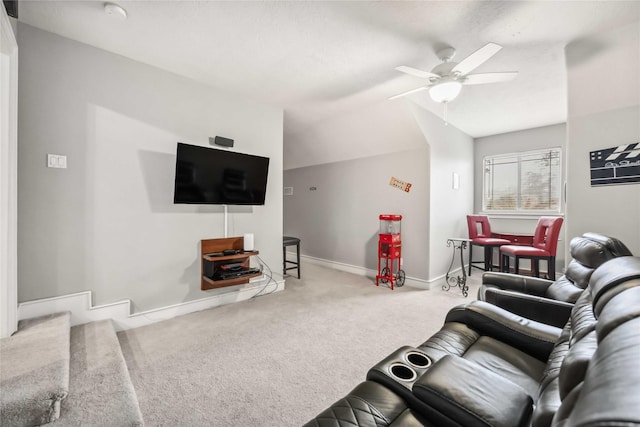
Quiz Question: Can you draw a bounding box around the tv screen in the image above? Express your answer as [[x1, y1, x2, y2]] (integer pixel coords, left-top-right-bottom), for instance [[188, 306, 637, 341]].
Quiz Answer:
[[173, 142, 270, 205]]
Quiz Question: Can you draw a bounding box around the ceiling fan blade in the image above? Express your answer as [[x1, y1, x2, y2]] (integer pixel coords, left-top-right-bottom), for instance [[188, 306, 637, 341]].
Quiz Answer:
[[463, 72, 518, 85], [452, 43, 503, 76], [388, 86, 428, 100], [395, 66, 439, 80]]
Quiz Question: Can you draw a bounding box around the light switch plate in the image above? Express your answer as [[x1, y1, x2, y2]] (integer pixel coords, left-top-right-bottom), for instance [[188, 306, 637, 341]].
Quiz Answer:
[[47, 154, 58, 168], [47, 154, 67, 169]]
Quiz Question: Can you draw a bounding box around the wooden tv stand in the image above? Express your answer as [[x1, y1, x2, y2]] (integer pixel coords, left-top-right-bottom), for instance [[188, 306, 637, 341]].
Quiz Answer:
[[201, 237, 260, 291]]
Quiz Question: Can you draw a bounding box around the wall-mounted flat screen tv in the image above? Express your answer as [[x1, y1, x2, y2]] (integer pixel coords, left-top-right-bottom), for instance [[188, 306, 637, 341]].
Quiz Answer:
[[173, 142, 270, 205]]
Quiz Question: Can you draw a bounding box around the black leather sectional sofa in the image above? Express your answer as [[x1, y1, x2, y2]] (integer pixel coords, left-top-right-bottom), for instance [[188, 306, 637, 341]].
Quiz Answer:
[[305, 245, 640, 426], [479, 232, 632, 327]]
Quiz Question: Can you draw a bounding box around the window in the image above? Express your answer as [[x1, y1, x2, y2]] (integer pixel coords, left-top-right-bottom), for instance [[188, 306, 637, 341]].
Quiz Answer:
[[483, 148, 562, 212]]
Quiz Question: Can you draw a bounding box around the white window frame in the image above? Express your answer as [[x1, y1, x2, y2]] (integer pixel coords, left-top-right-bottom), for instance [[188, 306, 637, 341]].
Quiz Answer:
[[482, 147, 562, 215]]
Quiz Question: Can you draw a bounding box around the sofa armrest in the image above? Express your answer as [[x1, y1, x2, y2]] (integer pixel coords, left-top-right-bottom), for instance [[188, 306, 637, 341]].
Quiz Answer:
[[413, 355, 533, 427], [303, 381, 408, 427], [481, 272, 554, 296], [445, 301, 562, 362], [482, 288, 574, 328]]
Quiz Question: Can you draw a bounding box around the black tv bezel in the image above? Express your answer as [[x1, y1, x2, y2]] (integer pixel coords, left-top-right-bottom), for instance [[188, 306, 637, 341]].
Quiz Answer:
[[173, 142, 270, 206], [3, 1, 17, 18]]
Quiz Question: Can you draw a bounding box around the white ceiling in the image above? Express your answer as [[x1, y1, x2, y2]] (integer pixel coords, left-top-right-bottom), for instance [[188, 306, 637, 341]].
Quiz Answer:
[[15, 1, 640, 148]]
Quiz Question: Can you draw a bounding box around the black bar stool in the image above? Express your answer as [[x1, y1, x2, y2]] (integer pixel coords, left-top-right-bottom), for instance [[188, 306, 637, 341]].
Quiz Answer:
[[283, 236, 301, 279]]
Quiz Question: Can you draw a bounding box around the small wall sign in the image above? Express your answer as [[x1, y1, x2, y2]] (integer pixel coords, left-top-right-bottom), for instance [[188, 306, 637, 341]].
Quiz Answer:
[[589, 143, 640, 187], [390, 177, 412, 192]]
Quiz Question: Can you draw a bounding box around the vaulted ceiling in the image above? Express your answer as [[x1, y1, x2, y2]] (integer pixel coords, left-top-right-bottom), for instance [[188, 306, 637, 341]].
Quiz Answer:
[[15, 1, 640, 164]]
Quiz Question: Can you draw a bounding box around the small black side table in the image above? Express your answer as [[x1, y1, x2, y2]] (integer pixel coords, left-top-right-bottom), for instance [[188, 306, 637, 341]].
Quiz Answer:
[[444, 238, 469, 297]]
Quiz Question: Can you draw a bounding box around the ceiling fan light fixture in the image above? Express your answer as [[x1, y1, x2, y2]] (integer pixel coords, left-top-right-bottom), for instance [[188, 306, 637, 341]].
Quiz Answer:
[[429, 80, 462, 103]]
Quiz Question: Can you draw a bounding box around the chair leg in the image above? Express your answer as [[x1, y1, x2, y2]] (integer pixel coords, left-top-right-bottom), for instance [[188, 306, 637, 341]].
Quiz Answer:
[[484, 246, 492, 272], [533, 259, 540, 278], [282, 245, 286, 276], [549, 256, 555, 280], [501, 252, 508, 273], [296, 242, 301, 279], [514, 256, 520, 275], [468, 245, 473, 276]]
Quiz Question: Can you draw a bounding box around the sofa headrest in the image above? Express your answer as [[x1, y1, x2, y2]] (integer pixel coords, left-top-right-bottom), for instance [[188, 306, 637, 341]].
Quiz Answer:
[[580, 232, 632, 256], [590, 256, 640, 317], [570, 233, 632, 269]]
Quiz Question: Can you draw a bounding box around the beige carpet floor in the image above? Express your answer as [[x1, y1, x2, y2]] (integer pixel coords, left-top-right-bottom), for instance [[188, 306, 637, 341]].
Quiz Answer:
[[118, 261, 480, 426]]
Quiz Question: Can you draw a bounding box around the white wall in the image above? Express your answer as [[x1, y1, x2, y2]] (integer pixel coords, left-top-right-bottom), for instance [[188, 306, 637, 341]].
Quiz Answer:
[[17, 24, 283, 312], [565, 21, 640, 256], [0, 8, 19, 337], [409, 103, 474, 281]]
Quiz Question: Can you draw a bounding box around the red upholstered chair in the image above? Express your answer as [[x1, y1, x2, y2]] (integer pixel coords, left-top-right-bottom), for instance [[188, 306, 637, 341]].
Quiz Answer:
[[500, 216, 564, 279], [467, 215, 511, 275]]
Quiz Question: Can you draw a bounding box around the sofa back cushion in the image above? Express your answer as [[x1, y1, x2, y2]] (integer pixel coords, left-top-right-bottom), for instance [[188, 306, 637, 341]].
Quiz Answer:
[[545, 233, 632, 303], [531, 289, 598, 427], [548, 256, 640, 426], [553, 319, 640, 426]]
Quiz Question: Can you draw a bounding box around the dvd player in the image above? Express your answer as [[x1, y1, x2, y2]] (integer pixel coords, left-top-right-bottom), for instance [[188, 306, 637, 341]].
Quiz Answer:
[[216, 268, 261, 280]]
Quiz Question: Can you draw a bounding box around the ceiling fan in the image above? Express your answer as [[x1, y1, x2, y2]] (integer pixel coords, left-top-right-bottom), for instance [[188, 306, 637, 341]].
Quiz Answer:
[[389, 42, 518, 104]]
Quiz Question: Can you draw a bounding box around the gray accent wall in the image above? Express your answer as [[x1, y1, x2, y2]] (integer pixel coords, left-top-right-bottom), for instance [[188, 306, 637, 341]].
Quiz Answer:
[[565, 22, 640, 255], [17, 24, 283, 311], [283, 101, 474, 286], [284, 148, 429, 281]]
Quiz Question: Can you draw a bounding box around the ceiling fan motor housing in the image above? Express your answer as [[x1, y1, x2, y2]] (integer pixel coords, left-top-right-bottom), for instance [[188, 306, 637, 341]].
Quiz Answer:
[[431, 62, 459, 78]]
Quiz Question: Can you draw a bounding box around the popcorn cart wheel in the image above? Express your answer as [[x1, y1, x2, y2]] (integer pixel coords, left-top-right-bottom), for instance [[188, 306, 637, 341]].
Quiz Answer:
[[378, 265, 405, 287]]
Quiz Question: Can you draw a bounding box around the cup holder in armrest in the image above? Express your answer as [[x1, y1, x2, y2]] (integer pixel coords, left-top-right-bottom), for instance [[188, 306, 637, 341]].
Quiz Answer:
[[406, 351, 432, 369], [389, 363, 417, 382], [367, 346, 434, 396]]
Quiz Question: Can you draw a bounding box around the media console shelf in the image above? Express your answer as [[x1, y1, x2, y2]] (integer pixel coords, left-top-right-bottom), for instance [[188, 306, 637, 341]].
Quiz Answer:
[[201, 237, 260, 291]]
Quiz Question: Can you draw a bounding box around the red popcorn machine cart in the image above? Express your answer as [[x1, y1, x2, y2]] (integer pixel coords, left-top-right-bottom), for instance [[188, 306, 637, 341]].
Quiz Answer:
[[376, 214, 406, 290]]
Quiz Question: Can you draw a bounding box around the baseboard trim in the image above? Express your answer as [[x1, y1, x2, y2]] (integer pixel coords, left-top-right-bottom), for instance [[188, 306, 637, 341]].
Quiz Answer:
[[296, 253, 433, 289], [18, 277, 285, 331], [291, 252, 475, 290]]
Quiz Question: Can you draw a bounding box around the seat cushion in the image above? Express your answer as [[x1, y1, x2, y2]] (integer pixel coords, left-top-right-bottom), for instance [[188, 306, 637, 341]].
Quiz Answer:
[[471, 237, 511, 245], [501, 245, 550, 257], [463, 336, 546, 397], [413, 356, 533, 427]]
